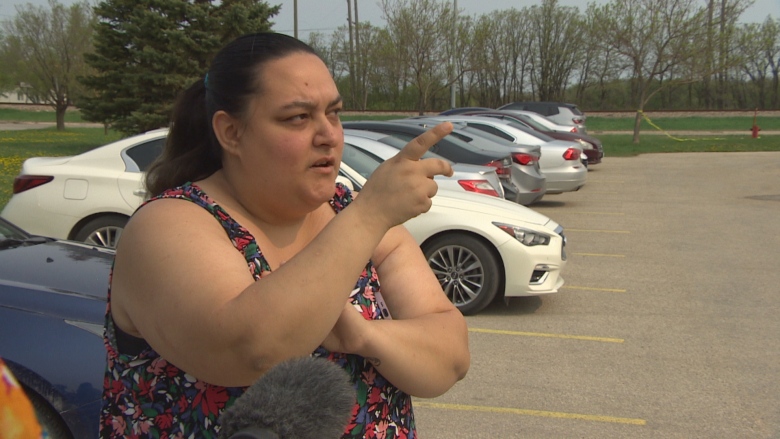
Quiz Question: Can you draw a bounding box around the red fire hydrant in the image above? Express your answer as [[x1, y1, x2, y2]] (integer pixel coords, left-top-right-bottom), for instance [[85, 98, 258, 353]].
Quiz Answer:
[[751, 108, 760, 138]]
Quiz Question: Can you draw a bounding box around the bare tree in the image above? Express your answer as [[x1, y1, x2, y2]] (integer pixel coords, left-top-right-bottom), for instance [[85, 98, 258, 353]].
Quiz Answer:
[[0, 0, 95, 130], [589, 0, 711, 143], [526, 0, 584, 101], [760, 18, 780, 108], [381, 0, 454, 114]]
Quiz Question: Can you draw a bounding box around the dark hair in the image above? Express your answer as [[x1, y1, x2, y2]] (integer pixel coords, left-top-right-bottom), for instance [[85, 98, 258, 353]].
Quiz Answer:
[[145, 32, 319, 196]]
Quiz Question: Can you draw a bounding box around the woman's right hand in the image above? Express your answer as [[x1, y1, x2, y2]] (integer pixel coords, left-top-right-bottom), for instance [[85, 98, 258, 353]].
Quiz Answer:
[[354, 122, 455, 229]]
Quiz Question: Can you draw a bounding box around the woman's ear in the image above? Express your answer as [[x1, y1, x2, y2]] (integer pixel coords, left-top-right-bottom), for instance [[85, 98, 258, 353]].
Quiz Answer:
[[212, 110, 242, 155]]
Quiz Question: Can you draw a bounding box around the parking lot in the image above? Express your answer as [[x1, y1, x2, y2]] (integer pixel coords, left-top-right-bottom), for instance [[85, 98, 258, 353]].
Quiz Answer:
[[413, 151, 780, 438]]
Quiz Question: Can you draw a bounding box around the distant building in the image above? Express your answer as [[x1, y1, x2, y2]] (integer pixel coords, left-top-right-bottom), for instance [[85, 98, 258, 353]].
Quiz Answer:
[[0, 83, 40, 104]]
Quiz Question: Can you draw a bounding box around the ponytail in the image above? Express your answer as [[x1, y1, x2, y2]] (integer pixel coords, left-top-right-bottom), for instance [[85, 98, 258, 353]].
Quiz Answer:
[[145, 79, 222, 197]]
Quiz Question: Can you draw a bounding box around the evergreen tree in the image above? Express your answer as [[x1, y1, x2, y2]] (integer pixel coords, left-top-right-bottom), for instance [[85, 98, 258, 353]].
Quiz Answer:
[[79, 0, 279, 135]]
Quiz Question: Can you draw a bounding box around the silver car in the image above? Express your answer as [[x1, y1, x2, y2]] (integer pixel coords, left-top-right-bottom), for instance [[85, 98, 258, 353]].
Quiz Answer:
[[343, 130, 505, 199], [427, 115, 587, 195]]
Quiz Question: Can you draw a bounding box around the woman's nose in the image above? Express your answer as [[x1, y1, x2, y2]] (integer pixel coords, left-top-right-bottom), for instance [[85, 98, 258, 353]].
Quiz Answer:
[[315, 116, 341, 147]]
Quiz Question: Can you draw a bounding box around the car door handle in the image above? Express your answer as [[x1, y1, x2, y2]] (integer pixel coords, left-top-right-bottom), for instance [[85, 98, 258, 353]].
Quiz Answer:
[[133, 189, 148, 197]]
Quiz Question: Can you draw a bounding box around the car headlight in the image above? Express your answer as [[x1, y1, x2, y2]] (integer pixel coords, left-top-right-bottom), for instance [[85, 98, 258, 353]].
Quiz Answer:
[[493, 222, 551, 246]]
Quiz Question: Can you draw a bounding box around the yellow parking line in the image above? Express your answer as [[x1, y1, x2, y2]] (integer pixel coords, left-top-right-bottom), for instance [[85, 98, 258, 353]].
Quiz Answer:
[[566, 228, 630, 234], [413, 401, 646, 425], [562, 285, 627, 293], [572, 252, 625, 258], [468, 327, 624, 343]]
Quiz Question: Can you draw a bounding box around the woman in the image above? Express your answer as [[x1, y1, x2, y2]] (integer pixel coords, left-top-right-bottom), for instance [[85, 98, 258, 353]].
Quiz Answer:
[[100, 32, 470, 438]]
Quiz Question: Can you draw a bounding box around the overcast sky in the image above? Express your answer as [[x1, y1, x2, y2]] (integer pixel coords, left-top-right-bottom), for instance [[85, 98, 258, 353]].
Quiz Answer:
[[2, 0, 778, 39]]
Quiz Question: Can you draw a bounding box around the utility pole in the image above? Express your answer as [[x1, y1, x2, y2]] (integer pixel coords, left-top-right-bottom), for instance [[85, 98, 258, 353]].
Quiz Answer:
[[354, 0, 363, 109], [347, 0, 356, 107], [450, 0, 457, 109], [294, 0, 298, 39]]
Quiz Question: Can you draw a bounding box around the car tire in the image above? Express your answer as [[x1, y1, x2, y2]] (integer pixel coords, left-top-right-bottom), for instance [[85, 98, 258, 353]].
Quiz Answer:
[[422, 234, 501, 315], [73, 215, 128, 249], [23, 388, 73, 439]]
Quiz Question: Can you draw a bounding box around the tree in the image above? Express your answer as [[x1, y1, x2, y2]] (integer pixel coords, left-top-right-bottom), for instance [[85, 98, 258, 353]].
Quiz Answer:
[[0, 0, 96, 130], [588, 0, 711, 143], [526, 0, 585, 101], [381, 0, 454, 114], [79, 0, 279, 136]]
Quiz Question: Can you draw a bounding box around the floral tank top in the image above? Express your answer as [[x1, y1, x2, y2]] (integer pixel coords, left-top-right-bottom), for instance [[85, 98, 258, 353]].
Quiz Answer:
[[100, 182, 416, 439]]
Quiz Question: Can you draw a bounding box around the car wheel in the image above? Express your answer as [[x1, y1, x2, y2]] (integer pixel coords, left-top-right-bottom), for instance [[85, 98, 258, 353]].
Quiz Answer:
[[73, 215, 128, 249], [24, 388, 73, 439], [422, 234, 501, 315]]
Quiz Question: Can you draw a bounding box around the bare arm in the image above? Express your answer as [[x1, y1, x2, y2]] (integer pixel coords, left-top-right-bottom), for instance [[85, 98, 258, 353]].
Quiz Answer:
[[110, 123, 455, 387], [321, 225, 470, 398]]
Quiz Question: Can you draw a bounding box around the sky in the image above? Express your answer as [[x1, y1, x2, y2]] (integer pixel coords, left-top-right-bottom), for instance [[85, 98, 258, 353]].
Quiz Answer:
[[2, 0, 778, 38]]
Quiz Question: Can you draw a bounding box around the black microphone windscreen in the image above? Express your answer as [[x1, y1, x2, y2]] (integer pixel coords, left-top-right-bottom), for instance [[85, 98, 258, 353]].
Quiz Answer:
[[218, 356, 355, 439]]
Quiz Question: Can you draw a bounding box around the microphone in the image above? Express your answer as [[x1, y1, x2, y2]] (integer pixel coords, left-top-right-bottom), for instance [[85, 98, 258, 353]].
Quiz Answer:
[[218, 356, 356, 439]]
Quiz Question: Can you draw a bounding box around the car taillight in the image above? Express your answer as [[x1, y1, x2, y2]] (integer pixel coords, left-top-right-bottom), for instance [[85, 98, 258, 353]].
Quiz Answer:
[[562, 148, 581, 161], [12, 175, 54, 194], [572, 118, 584, 124], [484, 160, 511, 179], [458, 180, 500, 197], [512, 153, 538, 166], [570, 127, 578, 133]]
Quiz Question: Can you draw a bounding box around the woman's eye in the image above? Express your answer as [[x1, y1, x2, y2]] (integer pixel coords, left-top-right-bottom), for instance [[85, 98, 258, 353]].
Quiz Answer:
[[288, 114, 309, 122]]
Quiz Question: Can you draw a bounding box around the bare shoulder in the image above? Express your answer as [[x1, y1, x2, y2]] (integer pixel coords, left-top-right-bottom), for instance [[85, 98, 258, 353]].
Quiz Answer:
[[111, 198, 255, 330]]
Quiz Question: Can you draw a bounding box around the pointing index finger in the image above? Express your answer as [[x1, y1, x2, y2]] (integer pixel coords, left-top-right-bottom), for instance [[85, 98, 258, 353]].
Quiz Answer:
[[397, 122, 454, 161]]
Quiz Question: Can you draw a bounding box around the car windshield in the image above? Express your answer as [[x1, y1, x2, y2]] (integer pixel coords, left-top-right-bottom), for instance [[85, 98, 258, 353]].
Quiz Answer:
[[373, 135, 449, 162], [0, 219, 28, 242]]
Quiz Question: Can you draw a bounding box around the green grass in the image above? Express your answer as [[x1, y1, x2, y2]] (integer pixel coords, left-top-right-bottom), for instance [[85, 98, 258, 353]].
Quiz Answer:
[[1, 110, 779, 211], [598, 133, 780, 157], [586, 115, 780, 132], [0, 108, 88, 123]]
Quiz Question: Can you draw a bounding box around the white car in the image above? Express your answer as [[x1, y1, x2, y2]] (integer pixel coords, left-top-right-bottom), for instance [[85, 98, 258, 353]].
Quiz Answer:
[[339, 145, 566, 315], [1, 128, 168, 248], [427, 115, 587, 194], [343, 131, 505, 198]]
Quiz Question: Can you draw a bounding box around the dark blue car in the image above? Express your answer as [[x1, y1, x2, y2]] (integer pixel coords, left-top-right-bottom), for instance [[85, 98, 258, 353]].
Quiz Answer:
[[0, 216, 112, 439]]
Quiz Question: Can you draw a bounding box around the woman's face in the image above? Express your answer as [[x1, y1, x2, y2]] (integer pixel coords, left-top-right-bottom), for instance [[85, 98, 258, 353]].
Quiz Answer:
[[228, 52, 344, 215]]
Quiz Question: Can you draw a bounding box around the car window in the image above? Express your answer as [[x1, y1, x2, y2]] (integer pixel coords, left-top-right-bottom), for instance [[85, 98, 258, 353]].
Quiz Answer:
[[465, 123, 514, 142], [504, 121, 555, 142], [513, 115, 547, 131], [568, 106, 584, 116], [124, 138, 165, 172], [342, 143, 382, 179]]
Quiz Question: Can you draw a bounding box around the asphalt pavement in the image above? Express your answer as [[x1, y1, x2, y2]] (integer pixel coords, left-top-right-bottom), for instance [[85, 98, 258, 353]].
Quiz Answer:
[[413, 151, 780, 438]]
